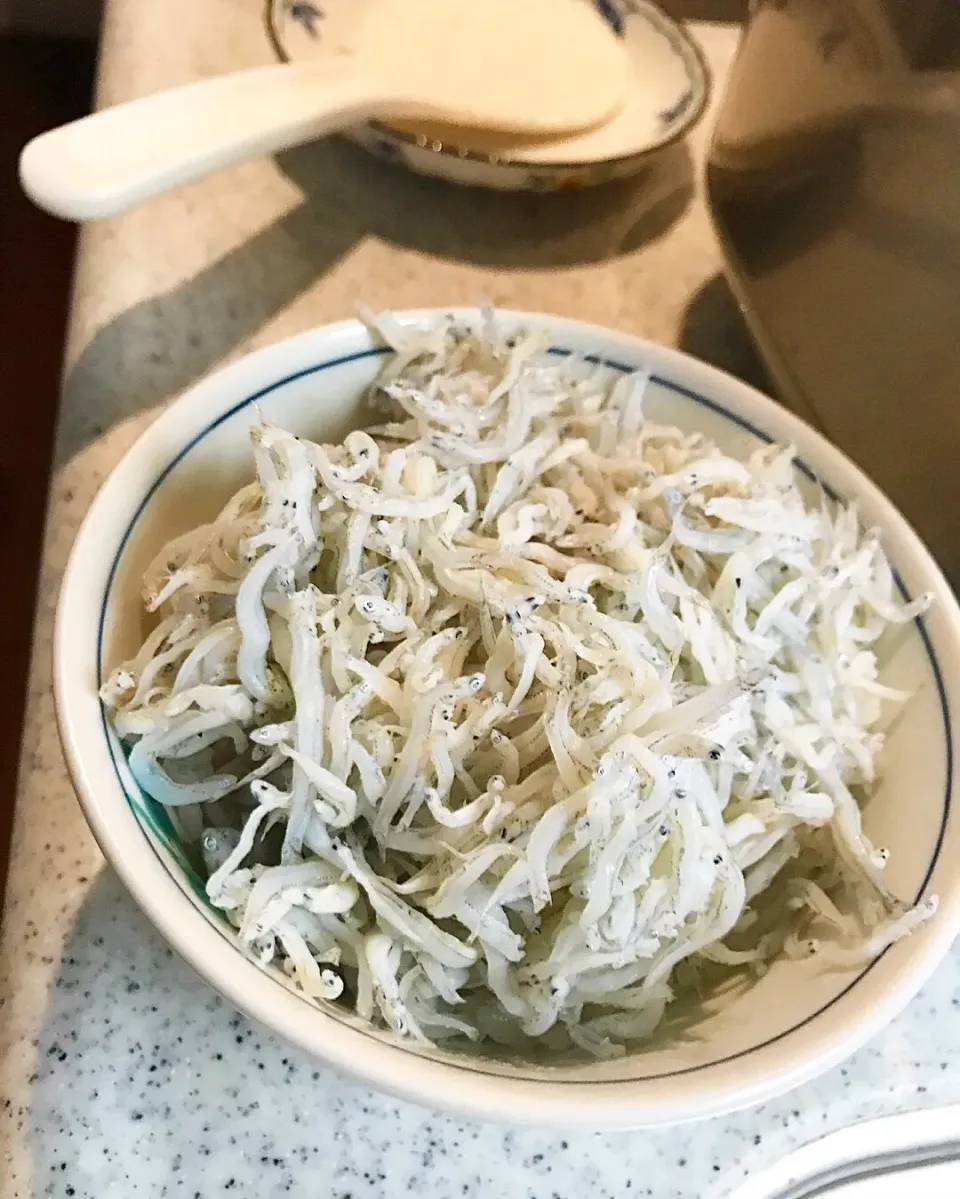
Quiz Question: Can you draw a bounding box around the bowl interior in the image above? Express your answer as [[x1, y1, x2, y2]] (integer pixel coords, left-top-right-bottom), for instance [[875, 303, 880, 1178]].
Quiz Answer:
[[84, 314, 956, 1092]]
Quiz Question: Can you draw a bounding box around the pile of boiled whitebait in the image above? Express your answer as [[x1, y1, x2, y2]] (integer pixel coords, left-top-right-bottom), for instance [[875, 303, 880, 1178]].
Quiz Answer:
[[102, 310, 936, 1056]]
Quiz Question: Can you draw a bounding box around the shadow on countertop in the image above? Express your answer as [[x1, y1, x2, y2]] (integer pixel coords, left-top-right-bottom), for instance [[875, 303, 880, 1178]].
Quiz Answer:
[[276, 136, 695, 272], [678, 274, 772, 397], [15, 867, 691, 1199], [60, 137, 694, 463]]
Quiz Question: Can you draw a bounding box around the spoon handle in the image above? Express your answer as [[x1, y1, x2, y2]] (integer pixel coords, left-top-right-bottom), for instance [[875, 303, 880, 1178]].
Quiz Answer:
[[18, 63, 393, 222]]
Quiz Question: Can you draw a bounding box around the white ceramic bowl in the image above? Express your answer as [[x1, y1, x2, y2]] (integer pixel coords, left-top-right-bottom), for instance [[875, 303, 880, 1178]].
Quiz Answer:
[[55, 311, 960, 1129]]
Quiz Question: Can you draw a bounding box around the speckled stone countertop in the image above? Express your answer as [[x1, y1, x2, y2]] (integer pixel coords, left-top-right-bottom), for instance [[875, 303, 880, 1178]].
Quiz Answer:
[[3, 3, 960, 1197]]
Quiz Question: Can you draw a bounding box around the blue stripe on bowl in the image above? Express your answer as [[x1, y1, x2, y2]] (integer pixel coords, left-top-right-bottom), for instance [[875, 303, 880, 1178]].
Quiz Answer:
[[97, 343, 952, 1082]]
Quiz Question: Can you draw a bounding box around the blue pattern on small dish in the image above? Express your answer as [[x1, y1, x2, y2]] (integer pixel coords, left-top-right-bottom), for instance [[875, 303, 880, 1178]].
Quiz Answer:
[[286, 0, 323, 38], [264, 0, 710, 192], [595, 0, 627, 37], [659, 88, 694, 127]]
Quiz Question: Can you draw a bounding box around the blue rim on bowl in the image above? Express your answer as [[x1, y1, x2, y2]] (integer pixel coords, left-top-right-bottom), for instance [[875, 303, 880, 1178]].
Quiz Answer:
[[92, 337, 950, 1086]]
